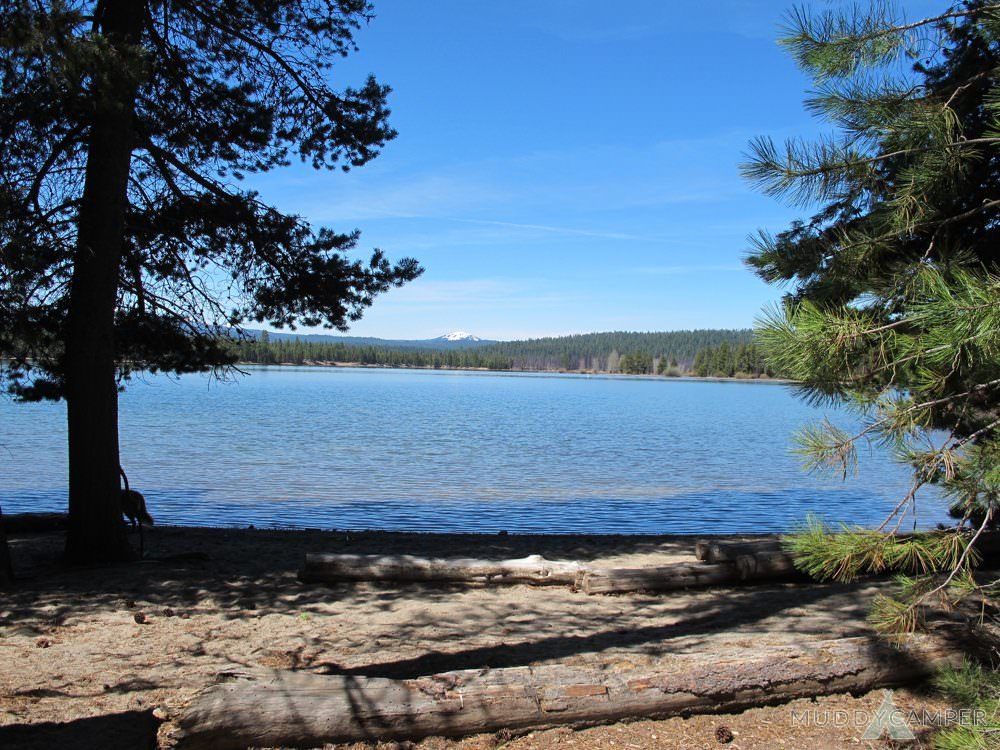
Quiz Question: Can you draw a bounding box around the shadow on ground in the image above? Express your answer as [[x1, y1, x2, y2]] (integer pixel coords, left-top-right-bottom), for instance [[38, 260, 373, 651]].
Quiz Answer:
[[0, 526, 962, 750], [2, 526, 881, 673], [0, 526, 920, 749], [0, 710, 159, 750]]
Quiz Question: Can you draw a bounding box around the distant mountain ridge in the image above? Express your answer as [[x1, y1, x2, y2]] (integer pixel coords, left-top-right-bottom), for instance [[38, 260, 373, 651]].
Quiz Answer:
[[233, 328, 762, 375], [242, 328, 753, 362], [245, 329, 497, 350]]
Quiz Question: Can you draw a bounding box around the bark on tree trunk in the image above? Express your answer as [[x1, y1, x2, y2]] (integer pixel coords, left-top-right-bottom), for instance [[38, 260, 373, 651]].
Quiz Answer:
[[63, 0, 145, 564]]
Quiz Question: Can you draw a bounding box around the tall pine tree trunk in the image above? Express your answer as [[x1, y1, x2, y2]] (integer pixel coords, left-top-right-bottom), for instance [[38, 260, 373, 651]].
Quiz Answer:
[[63, 0, 145, 563]]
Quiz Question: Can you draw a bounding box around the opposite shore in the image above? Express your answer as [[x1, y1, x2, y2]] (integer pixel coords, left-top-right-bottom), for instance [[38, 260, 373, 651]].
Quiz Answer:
[[236, 359, 792, 384]]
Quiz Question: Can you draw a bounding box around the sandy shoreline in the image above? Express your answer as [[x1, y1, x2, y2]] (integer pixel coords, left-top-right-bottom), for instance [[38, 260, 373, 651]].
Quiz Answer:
[[1, 526, 951, 749]]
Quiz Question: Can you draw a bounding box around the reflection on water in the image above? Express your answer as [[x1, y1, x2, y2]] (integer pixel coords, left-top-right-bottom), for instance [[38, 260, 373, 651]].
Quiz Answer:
[[1, 366, 947, 533]]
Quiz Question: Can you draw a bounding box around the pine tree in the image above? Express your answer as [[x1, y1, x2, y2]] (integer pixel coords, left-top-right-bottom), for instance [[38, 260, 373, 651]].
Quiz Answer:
[[745, 0, 1000, 648], [0, 1, 422, 562]]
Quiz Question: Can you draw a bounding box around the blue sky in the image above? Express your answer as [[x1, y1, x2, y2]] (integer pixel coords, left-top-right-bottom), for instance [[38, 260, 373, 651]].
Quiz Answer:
[[248, 0, 941, 341]]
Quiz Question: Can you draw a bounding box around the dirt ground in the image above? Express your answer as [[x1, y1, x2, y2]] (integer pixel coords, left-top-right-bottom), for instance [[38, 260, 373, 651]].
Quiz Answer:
[[0, 526, 960, 749]]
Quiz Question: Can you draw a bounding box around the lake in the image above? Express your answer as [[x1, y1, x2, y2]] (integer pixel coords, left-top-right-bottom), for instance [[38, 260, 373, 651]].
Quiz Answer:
[[1, 366, 949, 533]]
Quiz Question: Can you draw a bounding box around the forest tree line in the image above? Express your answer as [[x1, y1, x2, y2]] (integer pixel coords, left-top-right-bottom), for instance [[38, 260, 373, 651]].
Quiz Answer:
[[232, 330, 779, 378]]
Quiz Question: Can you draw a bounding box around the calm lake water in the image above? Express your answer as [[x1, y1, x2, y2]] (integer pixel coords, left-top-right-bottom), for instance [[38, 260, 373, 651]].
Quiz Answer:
[[1, 366, 948, 533]]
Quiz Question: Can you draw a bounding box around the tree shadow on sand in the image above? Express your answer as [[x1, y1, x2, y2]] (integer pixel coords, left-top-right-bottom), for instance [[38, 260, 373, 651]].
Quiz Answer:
[[4, 526, 887, 671], [0, 710, 159, 750], [0, 526, 924, 749]]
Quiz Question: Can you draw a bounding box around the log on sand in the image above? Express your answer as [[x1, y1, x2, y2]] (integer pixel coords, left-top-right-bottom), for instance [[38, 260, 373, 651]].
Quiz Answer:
[[580, 553, 803, 595], [580, 562, 736, 594], [299, 553, 584, 586], [695, 539, 785, 564], [301, 552, 807, 594], [175, 633, 962, 749], [733, 551, 803, 580]]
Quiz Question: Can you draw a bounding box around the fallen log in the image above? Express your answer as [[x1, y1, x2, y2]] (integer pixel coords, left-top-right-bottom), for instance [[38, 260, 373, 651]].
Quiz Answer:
[[302, 553, 805, 595], [580, 553, 804, 595], [580, 562, 736, 594], [695, 539, 784, 564], [733, 551, 803, 581], [299, 553, 584, 586], [175, 633, 962, 749]]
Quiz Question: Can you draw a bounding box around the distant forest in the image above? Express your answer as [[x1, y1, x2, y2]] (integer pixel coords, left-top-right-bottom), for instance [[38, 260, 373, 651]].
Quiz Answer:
[[232, 330, 780, 378]]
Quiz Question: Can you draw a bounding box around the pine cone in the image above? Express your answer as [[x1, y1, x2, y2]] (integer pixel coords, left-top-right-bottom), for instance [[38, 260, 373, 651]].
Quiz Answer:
[[715, 725, 734, 744]]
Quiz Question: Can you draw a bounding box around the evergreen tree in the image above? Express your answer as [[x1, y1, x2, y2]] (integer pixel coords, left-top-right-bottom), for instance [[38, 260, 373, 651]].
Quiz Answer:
[[231, 332, 766, 378], [746, 0, 1000, 648], [482, 330, 752, 371], [618, 351, 643, 374], [713, 341, 732, 377], [0, 1, 421, 561]]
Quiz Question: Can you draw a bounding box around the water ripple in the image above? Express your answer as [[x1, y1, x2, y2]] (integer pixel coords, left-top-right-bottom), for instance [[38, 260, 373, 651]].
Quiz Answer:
[[0, 366, 948, 533]]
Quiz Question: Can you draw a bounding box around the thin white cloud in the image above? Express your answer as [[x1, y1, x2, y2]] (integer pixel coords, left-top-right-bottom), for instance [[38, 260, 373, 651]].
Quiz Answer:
[[279, 132, 761, 229], [305, 174, 509, 222], [382, 278, 578, 309], [441, 217, 650, 241]]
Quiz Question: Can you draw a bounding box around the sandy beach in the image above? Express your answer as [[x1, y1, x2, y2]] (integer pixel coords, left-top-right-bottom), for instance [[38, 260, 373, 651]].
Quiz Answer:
[[0, 525, 955, 749]]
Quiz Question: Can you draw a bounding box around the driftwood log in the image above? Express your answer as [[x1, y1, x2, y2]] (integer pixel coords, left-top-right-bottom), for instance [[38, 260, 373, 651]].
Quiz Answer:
[[175, 633, 962, 749], [695, 539, 785, 564], [580, 562, 734, 594], [300, 551, 809, 594], [580, 553, 803, 595], [299, 553, 584, 586], [734, 550, 802, 579], [299, 532, 1000, 595]]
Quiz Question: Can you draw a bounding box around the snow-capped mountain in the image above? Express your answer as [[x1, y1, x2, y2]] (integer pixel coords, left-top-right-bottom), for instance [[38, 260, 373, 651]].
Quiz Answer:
[[435, 331, 483, 342]]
